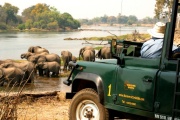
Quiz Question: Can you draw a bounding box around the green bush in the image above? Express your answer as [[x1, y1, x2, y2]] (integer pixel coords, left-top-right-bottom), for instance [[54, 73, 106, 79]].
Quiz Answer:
[[17, 24, 25, 30], [47, 21, 58, 30], [0, 23, 7, 30]]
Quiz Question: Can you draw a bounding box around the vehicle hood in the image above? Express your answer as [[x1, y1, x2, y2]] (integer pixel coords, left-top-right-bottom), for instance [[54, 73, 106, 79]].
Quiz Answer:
[[95, 59, 117, 64]]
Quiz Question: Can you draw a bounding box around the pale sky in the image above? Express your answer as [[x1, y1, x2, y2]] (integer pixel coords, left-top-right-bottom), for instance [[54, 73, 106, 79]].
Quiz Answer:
[[0, 0, 156, 19]]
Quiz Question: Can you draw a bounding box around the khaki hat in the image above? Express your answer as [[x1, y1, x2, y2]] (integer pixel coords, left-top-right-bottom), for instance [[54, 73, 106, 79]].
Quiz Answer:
[[147, 22, 166, 38]]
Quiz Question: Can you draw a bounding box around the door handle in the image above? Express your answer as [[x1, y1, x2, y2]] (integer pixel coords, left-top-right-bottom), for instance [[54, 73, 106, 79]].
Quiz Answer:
[[143, 78, 153, 82]]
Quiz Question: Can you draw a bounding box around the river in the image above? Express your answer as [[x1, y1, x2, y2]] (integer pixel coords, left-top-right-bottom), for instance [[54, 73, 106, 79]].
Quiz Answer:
[[0, 26, 150, 60], [0, 26, 150, 93]]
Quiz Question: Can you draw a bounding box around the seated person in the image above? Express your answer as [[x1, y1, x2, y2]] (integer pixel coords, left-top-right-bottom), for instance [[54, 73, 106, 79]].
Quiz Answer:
[[140, 22, 178, 59]]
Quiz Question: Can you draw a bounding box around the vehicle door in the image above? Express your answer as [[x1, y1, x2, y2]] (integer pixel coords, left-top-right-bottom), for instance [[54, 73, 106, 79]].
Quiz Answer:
[[115, 57, 160, 111]]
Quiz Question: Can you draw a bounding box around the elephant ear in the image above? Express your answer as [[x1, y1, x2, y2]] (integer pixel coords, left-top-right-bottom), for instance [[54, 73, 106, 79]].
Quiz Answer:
[[28, 47, 33, 52], [80, 48, 86, 55], [38, 62, 46, 69]]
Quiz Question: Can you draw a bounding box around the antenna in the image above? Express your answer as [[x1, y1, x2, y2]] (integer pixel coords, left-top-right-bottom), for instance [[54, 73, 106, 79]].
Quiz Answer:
[[120, 0, 123, 36]]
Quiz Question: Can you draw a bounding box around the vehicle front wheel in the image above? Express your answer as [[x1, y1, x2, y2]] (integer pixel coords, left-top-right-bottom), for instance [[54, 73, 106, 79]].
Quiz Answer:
[[69, 88, 109, 120]]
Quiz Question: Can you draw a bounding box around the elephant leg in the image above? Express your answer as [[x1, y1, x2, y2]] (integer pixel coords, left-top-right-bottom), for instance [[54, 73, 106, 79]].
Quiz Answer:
[[63, 64, 67, 71], [68, 65, 72, 71], [24, 71, 29, 83], [27, 71, 34, 83], [0, 79, 4, 86], [46, 70, 50, 77], [38, 68, 44, 76], [51, 72, 55, 77]]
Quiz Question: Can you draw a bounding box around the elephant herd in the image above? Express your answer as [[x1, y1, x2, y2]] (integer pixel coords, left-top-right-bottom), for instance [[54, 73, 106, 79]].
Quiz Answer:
[[0, 45, 122, 86]]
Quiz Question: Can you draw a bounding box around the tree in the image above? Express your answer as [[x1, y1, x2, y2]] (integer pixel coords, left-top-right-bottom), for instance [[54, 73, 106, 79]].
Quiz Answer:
[[0, 6, 7, 23], [2, 3, 19, 25], [100, 15, 108, 23], [30, 3, 50, 16], [128, 15, 138, 24], [107, 16, 116, 24], [22, 6, 35, 22], [154, 0, 173, 21], [58, 12, 80, 29]]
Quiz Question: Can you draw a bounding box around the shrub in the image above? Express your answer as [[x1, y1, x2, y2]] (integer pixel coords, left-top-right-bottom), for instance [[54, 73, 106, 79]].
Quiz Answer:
[[0, 23, 7, 30], [47, 21, 58, 30], [17, 24, 25, 30]]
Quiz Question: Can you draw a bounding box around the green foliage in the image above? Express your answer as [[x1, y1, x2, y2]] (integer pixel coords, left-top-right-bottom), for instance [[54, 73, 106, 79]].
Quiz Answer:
[[17, 24, 25, 30], [155, 0, 173, 20], [25, 19, 33, 29], [0, 22, 7, 30], [47, 21, 58, 30], [33, 22, 41, 28], [2, 3, 19, 25], [0, 6, 7, 23], [0, 3, 80, 31]]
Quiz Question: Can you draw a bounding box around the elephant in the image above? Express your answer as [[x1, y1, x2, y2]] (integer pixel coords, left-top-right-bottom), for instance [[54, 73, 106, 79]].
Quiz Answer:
[[36, 61, 60, 77], [28, 46, 49, 54], [72, 56, 77, 63], [0, 61, 35, 83], [115, 45, 123, 56], [82, 49, 95, 61], [0, 67, 25, 86], [27, 53, 61, 64], [96, 46, 112, 59], [61, 51, 72, 71], [21, 52, 49, 59], [0, 59, 14, 65], [26, 53, 61, 76], [79, 46, 95, 60]]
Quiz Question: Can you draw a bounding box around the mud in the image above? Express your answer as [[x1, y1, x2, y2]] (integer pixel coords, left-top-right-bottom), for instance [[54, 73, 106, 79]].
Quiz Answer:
[[0, 76, 71, 95]]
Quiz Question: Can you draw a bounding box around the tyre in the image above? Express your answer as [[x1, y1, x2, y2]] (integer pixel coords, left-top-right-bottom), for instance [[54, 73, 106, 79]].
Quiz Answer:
[[69, 88, 109, 120]]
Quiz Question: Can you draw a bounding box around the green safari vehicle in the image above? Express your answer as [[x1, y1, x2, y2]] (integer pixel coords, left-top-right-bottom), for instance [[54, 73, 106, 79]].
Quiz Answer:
[[64, 0, 180, 119]]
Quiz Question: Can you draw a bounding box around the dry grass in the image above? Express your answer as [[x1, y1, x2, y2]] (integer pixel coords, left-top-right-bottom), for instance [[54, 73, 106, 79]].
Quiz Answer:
[[0, 79, 30, 120], [0, 91, 70, 120], [17, 92, 70, 120]]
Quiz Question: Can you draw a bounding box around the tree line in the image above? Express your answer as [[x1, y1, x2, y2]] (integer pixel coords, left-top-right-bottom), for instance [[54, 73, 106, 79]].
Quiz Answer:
[[78, 14, 168, 26], [0, 3, 80, 31], [0, 1, 174, 31]]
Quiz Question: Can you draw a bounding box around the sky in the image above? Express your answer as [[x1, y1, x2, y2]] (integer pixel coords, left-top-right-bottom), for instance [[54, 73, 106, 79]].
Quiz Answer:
[[0, 0, 156, 19]]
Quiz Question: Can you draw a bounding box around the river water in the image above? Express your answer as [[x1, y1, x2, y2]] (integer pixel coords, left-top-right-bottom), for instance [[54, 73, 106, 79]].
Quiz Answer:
[[0, 26, 150, 93], [0, 26, 150, 60]]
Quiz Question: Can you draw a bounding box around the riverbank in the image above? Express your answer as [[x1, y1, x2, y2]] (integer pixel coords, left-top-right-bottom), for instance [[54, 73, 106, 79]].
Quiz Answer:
[[0, 23, 154, 33]]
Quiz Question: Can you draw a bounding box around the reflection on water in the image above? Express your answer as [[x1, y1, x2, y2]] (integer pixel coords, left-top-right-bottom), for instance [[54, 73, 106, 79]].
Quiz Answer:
[[0, 76, 71, 94]]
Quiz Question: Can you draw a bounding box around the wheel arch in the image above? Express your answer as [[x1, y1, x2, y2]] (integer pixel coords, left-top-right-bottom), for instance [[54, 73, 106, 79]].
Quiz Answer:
[[71, 72, 104, 103]]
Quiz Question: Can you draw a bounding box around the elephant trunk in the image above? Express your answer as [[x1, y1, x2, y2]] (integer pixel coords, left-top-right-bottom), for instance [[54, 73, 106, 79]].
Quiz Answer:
[[21, 54, 24, 59]]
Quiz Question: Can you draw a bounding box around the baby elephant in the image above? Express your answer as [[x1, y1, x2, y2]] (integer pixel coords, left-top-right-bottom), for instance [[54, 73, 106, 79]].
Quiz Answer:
[[37, 61, 60, 77]]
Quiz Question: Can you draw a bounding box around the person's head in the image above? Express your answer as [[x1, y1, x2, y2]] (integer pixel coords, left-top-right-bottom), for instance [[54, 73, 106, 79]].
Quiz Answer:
[[148, 22, 166, 38]]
